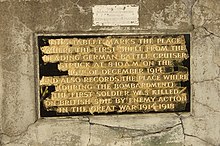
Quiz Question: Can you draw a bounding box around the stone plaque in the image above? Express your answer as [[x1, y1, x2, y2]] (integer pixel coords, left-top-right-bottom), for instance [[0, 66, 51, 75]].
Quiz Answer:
[[38, 34, 190, 117], [92, 5, 139, 26]]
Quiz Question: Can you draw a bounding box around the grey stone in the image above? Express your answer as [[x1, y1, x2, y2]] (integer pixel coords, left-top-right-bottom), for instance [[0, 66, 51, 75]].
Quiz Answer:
[[0, 0, 219, 145]]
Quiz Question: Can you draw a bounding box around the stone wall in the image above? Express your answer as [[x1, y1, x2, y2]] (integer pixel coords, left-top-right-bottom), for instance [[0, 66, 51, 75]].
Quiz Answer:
[[0, 0, 219, 145]]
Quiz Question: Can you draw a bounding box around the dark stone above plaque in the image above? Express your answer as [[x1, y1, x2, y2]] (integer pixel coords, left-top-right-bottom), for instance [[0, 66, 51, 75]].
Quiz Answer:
[[38, 34, 190, 117]]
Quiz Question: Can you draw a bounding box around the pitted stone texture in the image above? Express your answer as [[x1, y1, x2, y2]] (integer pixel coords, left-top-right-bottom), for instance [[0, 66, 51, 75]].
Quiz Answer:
[[89, 114, 181, 132], [0, 1, 11, 135], [0, 0, 193, 32], [192, 81, 220, 115], [2, 119, 90, 146], [92, 0, 193, 31], [183, 80, 220, 146], [192, 0, 220, 36], [0, 0, 92, 32], [0, 58, 3, 134], [146, 0, 193, 30], [88, 114, 183, 146], [88, 123, 183, 146], [35, 120, 90, 146], [131, 125, 184, 146], [185, 136, 215, 146], [89, 124, 133, 146], [181, 20, 220, 145], [1, 17, 36, 136], [1, 122, 37, 146], [191, 28, 219, 82], [0, 0, 219, 146], [0, 2, 37, 137], [0, 114, 185, 146], [182, 113, 220, 146]]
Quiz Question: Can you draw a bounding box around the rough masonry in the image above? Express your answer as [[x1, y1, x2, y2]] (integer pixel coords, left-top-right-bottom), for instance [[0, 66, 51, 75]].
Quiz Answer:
[[0, 0, 219, 145]]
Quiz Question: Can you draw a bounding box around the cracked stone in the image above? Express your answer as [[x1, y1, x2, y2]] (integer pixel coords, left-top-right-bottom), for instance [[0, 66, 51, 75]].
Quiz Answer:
[[185, 135, 216, 146], [1, 119, 90, 146], [191, 27, 219, 83], [89, 114, 181, 133], [192, 0, 220, 36], [181, 113, 220, 145], [88, 122, 184, 146], [0, 0, 219, 145], [192, 80, 219, 115]]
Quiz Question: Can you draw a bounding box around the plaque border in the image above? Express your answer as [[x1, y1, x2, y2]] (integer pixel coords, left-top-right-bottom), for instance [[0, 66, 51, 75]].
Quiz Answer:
[[34, 32, 192, 119]]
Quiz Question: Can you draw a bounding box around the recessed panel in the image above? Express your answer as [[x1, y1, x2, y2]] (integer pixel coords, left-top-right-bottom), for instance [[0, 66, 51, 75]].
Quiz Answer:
[[38, 34, 190, 117]]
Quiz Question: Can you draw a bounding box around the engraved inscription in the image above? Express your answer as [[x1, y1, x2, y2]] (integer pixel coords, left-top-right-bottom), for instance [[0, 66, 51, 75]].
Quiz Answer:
[[92, 5, 139, 26], [38, 35, 190, 117]]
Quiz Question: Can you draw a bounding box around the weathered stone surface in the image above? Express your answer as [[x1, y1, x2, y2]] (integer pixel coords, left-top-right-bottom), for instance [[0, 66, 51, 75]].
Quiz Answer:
[[88, 123, 183, 146], [89, 114, 181, 132], [88, 114, 183, 145], [182, 80, 220, 145], [145, 0, 193, 31], [179, 3, 220, 144], [0, 0, 193, 32], [191, 27, 219, 83], [1, 118, 90, 146], [131, 125, 184, 146], [1, 18, 36, 136], [0, 54, 3, 134], [0, 0, 219, 145], [91, 0, 193, 31], [193, 81, 220, 114], [185, 135, 215, 146], [181, 112, 220, 146], [192, 0, 220, 36]]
